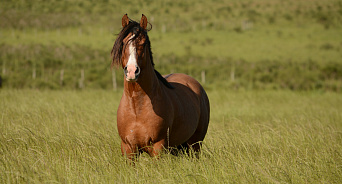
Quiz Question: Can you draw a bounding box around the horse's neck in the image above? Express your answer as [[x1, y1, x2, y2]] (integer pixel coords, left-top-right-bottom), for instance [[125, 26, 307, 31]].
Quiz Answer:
[[123, 63, 160, 101]]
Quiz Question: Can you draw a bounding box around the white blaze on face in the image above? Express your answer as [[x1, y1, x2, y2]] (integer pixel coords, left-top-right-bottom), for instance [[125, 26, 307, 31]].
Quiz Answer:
[[127, 34, 137, 67], [126, 34, 138, 80]]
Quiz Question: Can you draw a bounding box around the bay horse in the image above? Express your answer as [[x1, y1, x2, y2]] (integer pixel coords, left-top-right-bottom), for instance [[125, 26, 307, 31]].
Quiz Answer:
[[111, 14, 210, 159]]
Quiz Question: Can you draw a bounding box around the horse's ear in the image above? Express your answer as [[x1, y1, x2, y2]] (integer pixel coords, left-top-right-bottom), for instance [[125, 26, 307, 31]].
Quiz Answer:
[[122, 14, 129, 27], [140, 14, 148, 30]]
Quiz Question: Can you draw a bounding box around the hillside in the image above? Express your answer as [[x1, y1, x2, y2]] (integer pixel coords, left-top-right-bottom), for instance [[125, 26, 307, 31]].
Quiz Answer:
[[0, 0, 341, 90]]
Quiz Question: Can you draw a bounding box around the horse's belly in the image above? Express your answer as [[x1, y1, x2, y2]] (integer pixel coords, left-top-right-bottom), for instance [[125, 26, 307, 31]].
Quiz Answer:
[[164, 74, 204, 146], [168, 116, 198, 146]]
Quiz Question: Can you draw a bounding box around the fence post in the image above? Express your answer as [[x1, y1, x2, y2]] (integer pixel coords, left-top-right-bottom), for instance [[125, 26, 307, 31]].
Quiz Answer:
[[112, 70, 117, 91], [60, 69, 64, 86], [201, 70, 206, 84], [231, 64, 235, 82], [31, 65, 36, 89], [162, 24, 166, 33], [78, 28, 82, 36], [41, 63, 44, 79], [2, 62, 6, 75], [32, 66, 36, 80], [79, 69, 84, 89]]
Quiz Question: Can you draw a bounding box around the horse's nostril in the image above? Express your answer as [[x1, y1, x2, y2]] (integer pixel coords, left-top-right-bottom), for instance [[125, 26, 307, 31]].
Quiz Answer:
[[135, 66, 140, 75], [123, 66, 128, 77]]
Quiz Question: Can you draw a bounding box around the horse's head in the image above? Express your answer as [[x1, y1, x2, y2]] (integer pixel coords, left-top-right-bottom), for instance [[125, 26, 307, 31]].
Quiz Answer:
[[111, 14, 152, 82]]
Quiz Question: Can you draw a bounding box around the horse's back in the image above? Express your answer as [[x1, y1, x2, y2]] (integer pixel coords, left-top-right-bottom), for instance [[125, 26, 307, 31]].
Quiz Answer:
[[164, 73, 203, 95], [164, 73, 210, 146], [164, 73, 209, 109]]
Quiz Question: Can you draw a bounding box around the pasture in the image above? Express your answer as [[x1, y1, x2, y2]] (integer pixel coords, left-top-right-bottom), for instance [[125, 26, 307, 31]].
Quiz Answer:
[[1, 0, 342, 183], [1, 89, 341, 183], [1, 0, 342, 91]]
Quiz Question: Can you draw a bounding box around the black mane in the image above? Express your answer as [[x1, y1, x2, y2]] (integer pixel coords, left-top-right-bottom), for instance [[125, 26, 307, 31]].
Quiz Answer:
[[111, 20, 149, 67], [111, 19, 174, 89]]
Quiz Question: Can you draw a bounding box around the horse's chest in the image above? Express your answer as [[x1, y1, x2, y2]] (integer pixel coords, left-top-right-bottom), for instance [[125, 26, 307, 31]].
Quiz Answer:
[[117, 96, 170, 147], [123, 127, 147, 146], [118, 117, 166, 147]]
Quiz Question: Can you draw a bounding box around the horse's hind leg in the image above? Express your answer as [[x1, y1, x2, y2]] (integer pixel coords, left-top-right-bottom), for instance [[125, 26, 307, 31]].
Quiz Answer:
[[186, 93, 210, 155], [186, 118, 209, 153], [168, 142, 189, 156]]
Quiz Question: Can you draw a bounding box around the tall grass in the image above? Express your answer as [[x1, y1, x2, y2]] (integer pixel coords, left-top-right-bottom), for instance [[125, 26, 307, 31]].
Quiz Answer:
[[1, 89, 341, 183]]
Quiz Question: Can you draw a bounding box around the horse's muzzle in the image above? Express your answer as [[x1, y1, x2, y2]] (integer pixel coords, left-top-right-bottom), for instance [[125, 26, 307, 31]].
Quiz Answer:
[[124, 65, 140, 82]]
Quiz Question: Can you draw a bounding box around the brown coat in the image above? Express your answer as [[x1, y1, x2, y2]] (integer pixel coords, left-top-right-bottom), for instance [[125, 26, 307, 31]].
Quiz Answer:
[[113, 14, 210, 159]]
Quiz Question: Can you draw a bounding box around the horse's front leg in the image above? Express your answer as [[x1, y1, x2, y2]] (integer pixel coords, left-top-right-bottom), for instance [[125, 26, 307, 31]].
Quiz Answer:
[[121, 141, 138, 160], [147, 140, 166, 157]]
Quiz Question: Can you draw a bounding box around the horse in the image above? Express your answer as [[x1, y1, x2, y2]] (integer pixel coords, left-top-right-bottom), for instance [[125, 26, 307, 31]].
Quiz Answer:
[[111, 14, 210, 159]]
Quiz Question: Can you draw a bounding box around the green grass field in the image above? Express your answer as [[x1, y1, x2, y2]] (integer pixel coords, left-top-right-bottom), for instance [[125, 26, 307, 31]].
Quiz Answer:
[[1, 0, 342, 183], [2, 24, 341, 63], [1, 89, 341, 183], [1, 0, 342, 90]]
